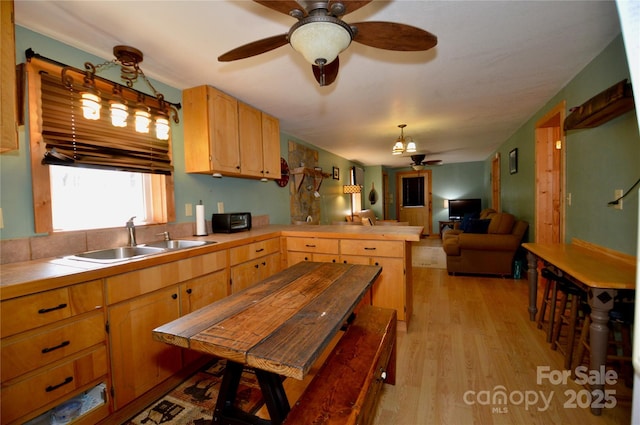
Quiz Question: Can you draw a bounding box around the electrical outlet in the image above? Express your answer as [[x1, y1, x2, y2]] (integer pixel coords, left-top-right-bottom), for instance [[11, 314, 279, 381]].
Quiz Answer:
[[185, 203, 193, 217], [217, 202, 224, 214], [614, 189, 623, 210], [0, 207, 4, 229]]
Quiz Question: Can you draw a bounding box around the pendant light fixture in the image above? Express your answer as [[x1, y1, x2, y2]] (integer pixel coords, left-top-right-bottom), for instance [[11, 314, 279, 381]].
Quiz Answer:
[[391, 124, 417, 155], [60, 45, 179, 139]]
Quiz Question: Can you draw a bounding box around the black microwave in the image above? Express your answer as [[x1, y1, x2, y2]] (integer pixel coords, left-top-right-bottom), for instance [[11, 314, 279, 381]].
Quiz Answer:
[[211, 212, 252, 233]]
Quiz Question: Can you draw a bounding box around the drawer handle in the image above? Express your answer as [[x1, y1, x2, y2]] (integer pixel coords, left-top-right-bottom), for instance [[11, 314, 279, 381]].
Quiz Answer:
[[254, 264, 259, 269], [255, 248, 265, 253], [364, 247, 376, 251], [186, 288, 193, 294], [305, 244, 316, 248], [171, 294, 178, 300], [42, 340, 70, 354], [46, 376, 73, 392], [38, 303, 67, 314]]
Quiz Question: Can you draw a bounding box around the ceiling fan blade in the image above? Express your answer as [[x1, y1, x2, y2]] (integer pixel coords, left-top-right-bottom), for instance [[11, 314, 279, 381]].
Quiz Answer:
[[312, 57, 340, 86], [329, 0, 372, 15], [253, 0, 306, 17], [352, 21, 438, 51], [218, 34, 289, 62], [425, 160, 443, 165]]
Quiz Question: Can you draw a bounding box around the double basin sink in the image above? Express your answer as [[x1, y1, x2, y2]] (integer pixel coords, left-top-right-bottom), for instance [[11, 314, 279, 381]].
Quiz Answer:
[[65, 240, 215, 264]]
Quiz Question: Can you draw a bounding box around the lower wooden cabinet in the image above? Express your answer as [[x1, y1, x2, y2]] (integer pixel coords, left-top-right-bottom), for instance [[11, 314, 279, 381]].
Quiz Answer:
[[230, 238, 282, 293], [108, 286, 182, 409], [286, 237, 339, 266]]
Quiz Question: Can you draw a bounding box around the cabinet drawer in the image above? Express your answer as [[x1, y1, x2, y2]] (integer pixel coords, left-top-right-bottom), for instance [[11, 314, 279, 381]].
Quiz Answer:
[[286, 237, 339, 254], [340, 240, 404, 258], [1, 280, 103, 337], [229, 238, 280, 266], [1, 346, 108, 424], [107, 250, 227, 304], [1, 312, 104, 382]]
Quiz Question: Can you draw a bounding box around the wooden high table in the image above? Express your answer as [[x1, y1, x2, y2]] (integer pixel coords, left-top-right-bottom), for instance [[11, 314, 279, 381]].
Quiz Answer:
[[153, 261, 382, 425], [522, 242, 636, 415]]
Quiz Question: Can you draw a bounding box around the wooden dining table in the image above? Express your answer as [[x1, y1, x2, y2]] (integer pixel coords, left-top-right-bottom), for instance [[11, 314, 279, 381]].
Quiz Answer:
[[153, 261, 382, 425], [522, 241, 636, 415]]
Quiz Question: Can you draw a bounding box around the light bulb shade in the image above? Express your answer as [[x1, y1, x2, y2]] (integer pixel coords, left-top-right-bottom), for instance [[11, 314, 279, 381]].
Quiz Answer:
[[155, 117, 170, 140], [81, 92, 101, 120], [392, 141, 405, 155], [110, 102, 128, 127], [135, 109, 151, 133], [290, 20, 352, 65], [343, 184, 361, 194], [406, 140, 417, 153]]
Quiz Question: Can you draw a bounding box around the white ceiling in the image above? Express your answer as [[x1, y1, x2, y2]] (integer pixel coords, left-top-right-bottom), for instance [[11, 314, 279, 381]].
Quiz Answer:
[[14, 0, 622, 168]]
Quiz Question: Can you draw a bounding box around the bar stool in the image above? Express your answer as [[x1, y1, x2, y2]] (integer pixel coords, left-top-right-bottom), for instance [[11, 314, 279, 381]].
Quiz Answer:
[[536, 268, 564, 343], [550, 280, 587, 369]]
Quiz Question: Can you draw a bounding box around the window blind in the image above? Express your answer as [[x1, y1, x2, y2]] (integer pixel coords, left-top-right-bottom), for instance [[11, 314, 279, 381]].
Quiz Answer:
[[39, 70, 173, 175]]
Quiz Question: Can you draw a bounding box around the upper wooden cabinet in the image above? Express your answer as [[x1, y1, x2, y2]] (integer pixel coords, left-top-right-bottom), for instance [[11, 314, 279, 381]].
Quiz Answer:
[[183, 85, 280, 179]]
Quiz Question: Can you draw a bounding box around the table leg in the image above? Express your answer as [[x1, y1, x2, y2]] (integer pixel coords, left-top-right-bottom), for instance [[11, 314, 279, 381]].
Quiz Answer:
[[255, 369, 290, 425], [587, 288, 615, 416], [526, 251, 538, 321], [212, 361, 272, 425]]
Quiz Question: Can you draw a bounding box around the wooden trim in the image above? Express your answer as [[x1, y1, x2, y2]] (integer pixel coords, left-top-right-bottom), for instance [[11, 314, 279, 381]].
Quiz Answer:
[[1, 0, 18, 153], [571, 238, 636, 267]]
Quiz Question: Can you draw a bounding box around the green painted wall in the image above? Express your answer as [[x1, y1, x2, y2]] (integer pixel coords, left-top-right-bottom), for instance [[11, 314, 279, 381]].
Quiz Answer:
[[487, 35, 639, 255]]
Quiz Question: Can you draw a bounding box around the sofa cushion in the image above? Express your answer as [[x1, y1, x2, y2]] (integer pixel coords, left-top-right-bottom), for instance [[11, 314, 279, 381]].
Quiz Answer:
[[467, 218, 491, 234], [488, 213, 515, 234]]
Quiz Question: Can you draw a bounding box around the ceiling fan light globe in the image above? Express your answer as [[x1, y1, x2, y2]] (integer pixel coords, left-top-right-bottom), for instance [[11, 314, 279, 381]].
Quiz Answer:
[[290, 21, 352, 65]]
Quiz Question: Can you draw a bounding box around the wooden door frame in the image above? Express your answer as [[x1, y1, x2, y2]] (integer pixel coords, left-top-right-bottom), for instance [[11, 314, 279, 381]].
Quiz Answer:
[[395, 170, 433, 235], [534, 101, 566, 243], [491, 153, 501, 212]]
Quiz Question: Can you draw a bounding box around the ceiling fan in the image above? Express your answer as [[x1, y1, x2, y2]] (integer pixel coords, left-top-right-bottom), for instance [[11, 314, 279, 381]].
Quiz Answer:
[[218, 0, 438, 86], [410, 154, 442, 170]]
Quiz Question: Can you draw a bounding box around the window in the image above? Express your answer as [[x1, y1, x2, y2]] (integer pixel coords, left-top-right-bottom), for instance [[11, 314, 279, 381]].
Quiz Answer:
[[50, 166, 152, 231], [402, 176, 425, 207], [26, 55, 175, 233]]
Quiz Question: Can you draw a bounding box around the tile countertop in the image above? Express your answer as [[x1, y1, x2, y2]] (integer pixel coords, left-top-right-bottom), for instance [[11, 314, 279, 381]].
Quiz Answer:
[[0, 224, 423, 301]]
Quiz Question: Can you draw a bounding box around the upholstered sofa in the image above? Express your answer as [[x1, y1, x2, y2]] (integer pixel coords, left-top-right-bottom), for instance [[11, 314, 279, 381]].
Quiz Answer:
[[442, 209, 528, 276]]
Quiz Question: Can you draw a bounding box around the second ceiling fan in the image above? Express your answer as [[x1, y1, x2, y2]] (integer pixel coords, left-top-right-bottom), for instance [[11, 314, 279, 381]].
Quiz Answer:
[[218, 0, 438, 86]]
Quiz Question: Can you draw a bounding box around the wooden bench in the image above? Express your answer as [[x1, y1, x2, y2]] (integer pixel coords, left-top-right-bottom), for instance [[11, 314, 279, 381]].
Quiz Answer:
[[283, 305, 397, 425]]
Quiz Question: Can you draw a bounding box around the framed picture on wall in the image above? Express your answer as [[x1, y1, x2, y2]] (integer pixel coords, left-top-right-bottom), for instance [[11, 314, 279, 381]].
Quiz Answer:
[[332, 166, 340, 180], [509, 148, 518, 174]]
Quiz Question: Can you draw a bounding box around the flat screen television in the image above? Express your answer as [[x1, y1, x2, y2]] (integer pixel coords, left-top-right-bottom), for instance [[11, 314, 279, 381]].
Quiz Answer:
[[448, 198, 482, 220]]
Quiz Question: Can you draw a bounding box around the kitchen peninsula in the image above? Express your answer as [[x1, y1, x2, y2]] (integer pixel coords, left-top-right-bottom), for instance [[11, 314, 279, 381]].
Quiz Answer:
[[0, 223, 421, 425]]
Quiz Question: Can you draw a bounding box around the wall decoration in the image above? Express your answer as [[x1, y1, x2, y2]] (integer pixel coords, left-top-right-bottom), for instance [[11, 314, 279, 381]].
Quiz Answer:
[[332, 166, 340, 180], [509, 148, 518, 174]]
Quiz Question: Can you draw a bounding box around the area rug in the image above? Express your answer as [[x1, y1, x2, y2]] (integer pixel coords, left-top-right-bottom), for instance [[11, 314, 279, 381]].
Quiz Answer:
[[124, 358, 265, 425], [412, 246, 446, 269]]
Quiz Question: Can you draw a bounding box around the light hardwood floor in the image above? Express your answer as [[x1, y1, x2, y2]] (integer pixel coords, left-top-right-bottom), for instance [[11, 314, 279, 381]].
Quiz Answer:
[[372, 241, 632, 425]]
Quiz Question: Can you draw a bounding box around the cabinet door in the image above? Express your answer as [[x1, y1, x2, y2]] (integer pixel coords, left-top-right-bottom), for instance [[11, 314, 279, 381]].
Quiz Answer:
[[238, 102, 264, 178], [261, 112, 281, 179], [231, 252, 281, 294], [181, 270, 228, 366], [340, 255, 405, 321], [209, 88, 240, 174], [108, 287, 182, 408], [181, 270, 228, 314], [369, 256, 405, 321]]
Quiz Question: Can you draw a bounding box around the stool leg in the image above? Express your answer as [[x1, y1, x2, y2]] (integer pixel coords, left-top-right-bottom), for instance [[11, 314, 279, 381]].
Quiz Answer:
[[537, 278, 551, 329], [573, 315, 591, 378], [547, 281, 558, 343], [563, 295, 580, 370], [549, 287, 564, 346]]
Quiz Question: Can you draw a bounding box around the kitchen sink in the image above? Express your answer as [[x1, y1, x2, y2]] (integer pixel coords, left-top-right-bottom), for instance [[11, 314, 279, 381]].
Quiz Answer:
[[65, 246, 167, 263], [143, 240, 215, 249]]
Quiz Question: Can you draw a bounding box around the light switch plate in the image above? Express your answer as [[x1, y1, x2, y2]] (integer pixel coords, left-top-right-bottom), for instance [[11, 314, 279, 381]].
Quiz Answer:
[[185, 203, 193, 216]]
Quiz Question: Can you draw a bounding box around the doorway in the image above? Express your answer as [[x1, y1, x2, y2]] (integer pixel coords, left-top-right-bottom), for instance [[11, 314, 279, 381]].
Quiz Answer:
[[534, 101, 566, 243], [396, 170, 432, 235]]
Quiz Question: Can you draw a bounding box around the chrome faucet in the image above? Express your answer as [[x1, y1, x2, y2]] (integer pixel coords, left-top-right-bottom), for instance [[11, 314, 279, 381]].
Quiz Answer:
[[157, 231, 171, 241], [126, 216, 137, 246]]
